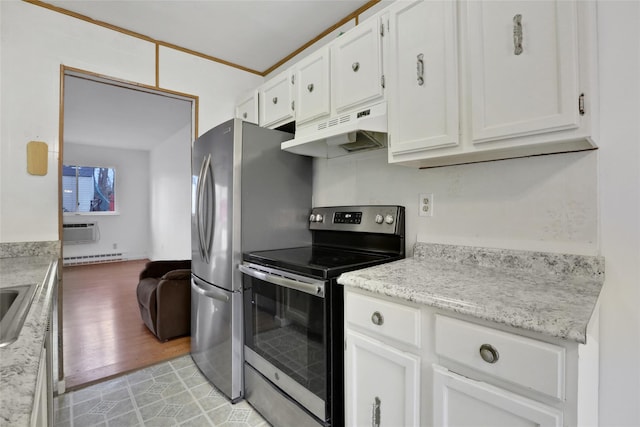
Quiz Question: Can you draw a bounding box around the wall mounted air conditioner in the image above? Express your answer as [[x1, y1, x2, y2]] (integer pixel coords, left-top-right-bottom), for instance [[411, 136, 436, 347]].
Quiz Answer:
[[63, 222, 97, 244]]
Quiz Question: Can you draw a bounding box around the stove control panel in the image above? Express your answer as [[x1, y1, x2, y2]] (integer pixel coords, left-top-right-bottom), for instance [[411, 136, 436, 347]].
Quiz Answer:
[[309, 205, 405, 234]]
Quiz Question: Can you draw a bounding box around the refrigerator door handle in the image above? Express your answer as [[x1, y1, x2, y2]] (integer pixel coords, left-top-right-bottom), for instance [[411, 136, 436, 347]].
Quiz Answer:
[[191, 277, 230, 303], [198, 154, 213, 262], [195, 155, 208, 261], [202, 154, 215, 263]]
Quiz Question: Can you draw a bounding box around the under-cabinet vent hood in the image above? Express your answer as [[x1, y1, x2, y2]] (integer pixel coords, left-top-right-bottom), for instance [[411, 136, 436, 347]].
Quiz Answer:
[[281, 102, 387, 158]]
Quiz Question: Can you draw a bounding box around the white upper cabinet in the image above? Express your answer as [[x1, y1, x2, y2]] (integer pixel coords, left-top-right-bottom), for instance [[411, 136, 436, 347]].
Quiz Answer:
[[331, 18, 384, 114], [467, 0, 580, 144], [387, 0, 598, 168], [259, 68, 295, 129], [295, 47, 330, 125], [387, 0, 459, 157], [235, 90, 259, 125]]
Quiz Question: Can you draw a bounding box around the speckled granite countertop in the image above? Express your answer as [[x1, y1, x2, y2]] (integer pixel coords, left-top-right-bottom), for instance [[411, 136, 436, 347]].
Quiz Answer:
[[0, 249, 58, 426], [338, 243, 604, 344]]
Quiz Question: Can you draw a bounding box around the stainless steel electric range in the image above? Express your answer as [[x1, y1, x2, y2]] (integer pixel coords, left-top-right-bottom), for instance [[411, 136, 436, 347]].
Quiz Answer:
[[239, 205, 405, 427]]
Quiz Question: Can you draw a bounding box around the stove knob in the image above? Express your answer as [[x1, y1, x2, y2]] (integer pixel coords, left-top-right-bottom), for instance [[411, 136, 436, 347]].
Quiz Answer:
[[309, 214, 316, 222], [384, 215, 395, 225], [315, 214, 324, 223], [375, 214, 384, 224]]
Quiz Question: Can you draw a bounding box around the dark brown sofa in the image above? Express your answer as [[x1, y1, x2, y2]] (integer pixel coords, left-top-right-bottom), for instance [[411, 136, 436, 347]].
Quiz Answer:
[[136, 260, 191, 342]]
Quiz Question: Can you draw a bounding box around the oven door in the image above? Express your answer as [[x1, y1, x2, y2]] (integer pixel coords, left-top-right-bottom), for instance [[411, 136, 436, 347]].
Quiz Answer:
[[239, 262, 328, 421]]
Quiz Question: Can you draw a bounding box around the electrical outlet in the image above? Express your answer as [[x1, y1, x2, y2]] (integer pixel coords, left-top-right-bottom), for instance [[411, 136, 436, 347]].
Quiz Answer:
[[419, 193, 433, 217]]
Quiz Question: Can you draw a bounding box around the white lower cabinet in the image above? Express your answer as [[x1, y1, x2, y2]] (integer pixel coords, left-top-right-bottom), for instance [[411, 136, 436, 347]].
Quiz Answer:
[[433, 365, 563, 427], [345, 330, 420, 426], [344, 288, 599, 427]]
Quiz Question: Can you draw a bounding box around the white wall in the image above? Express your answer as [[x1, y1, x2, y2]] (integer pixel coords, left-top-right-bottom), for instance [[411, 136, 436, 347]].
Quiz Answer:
[[314, 150, 598, 256], [149, 122, 192, 261], [596, 2, 640, 425], [63, 143, 150, 260], [0, 0, 262, 243], [158, 47, 263, 136]]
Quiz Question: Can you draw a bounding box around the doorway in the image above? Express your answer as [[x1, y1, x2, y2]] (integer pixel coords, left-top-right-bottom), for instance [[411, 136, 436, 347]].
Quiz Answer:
[[59, 68, 197, 390]]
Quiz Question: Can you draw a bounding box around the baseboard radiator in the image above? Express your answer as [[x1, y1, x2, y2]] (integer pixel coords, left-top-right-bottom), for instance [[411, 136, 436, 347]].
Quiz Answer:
[[63, 223, 98, 244], [63, 252, 126, 266]]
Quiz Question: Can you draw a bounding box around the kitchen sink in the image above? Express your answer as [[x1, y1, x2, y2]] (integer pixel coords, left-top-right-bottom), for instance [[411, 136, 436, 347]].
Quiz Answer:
[[0, 284, 37, 347]]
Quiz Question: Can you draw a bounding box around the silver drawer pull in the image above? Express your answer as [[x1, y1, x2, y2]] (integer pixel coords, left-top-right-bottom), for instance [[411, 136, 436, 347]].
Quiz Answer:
[[479, 343, 499, 364], [272, 96, 278, 104], [417, 53, 424, 86], [371, 311, 384, 326], [307, 83, 314, 92], [513, 14, 523, 55], [352, 62, 360, 72], [372, 396, 381, 427], [242, 112, 247, 119]]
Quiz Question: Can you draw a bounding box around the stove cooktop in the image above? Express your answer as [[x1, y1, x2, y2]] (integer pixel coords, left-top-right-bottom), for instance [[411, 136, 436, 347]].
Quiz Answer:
[[243, 245, 398, 280]]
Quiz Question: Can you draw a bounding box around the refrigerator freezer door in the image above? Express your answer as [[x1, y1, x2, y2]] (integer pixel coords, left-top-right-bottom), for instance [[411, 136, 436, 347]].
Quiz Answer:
[[191, 276, 243, 401]]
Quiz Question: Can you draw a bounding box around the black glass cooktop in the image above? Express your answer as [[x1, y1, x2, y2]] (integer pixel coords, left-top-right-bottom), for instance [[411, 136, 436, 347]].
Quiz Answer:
[[243, 246, 397, 280]]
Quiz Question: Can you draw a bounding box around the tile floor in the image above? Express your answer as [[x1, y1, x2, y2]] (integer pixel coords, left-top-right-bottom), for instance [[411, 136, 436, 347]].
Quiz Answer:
[[53, 355, 269, 427]]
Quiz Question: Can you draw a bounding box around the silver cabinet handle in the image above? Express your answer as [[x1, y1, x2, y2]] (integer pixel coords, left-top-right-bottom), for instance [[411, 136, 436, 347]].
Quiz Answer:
[[513, 14, 523, 55], [307, 83, 314, 92], [479, 343, 499, 364], [272, 96, 278, 104], [291, 100, 295, 111], [417, 53, 424, 86], [371, 396, 381, 427], [242, 112, 247, 119], [371, 311, 384, 326], [352, 62, 360, 72]]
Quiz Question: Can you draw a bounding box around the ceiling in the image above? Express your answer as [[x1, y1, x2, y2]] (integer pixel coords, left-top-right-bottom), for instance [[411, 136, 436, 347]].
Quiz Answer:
[[43, 0, 377, 74], [64, 75, 193, 150]]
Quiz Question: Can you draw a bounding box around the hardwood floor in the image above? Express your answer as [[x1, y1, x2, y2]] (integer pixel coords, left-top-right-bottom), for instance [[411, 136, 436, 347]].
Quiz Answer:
[[62, 259, 190, 390]]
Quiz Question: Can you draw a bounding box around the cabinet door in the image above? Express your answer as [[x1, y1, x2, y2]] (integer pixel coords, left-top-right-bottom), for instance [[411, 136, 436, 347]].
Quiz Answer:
[[345, 330, 420, 427], [259, 69, 294, 128], [235, 90, 259, 125], [466, 1, 580, 144], [433, 365, 563, 427], [388, 0, 459, 156], [295, 47, 330, 125], [331, 18, 384, 113]]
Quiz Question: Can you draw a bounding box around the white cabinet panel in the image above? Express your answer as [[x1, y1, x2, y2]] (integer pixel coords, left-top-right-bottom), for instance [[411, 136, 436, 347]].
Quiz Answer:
[[259, 69, 294, 128], [435, 315, 565, 399], [295, 47, 330, 125], [346, 330, 420, 427], [387, 0, 459, 156], [235, 90, 259, 125], [346, 290, 420, 347], [467, 0, 580, 143], [331, 18, 384, 113], [433, 365, 563, 427]]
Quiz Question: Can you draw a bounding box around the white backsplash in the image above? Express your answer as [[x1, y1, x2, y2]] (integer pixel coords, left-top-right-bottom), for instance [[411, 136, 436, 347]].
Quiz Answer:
[[312, 148, 597, 256]]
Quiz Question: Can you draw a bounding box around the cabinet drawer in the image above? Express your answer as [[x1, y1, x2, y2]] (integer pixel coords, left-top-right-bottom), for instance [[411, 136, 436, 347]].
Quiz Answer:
[[345, 291, 420, 347], [435, 315, 565, 399]]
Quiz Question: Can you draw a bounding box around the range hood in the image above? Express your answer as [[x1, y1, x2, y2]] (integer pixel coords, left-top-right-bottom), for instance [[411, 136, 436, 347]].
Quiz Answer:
[[281, 101, 387, 158]]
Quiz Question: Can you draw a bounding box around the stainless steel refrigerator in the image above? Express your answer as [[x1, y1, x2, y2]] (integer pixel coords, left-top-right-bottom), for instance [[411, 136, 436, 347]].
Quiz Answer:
[[190, 118, 312, 402]]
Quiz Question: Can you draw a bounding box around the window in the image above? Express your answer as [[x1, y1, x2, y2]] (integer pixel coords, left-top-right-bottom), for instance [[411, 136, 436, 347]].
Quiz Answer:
[[63, 165, 116, 214]]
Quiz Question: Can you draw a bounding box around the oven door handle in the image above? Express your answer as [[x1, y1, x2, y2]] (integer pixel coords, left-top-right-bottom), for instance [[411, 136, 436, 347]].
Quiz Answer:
[[239, 264, 325, 298]]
